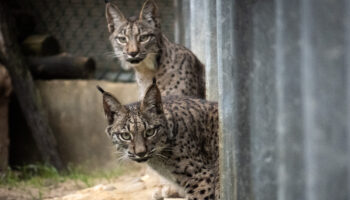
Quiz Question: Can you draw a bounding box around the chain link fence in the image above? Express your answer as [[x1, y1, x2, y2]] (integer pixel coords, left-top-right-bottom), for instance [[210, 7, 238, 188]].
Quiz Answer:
[[21, 0, 176, 82]]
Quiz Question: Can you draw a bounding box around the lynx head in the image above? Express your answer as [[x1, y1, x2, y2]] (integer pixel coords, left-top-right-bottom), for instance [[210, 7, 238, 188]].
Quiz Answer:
[[106, 0, 161, 70], [97, 80, 168, 163]]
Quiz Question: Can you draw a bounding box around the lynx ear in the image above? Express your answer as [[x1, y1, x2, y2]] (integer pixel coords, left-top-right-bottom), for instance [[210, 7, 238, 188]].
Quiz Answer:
[[97, 86, 126, 124], [141, 79, 163, 115], [139, 0, 160, 28], [106, 2, 126, 33]]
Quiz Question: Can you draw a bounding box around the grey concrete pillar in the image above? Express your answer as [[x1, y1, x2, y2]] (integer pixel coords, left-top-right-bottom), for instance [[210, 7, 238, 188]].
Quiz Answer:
[[173, 0, 191, 48], [180, 0, 350, 199], [347, 0, 350, 197], [176, 0, 219, 101], [204, 0, 218, 101], [216, 0, 238, 199], [249, 1, 277, 199], [299, 0, 349, 199], [174, 0, 181, 45], [182, 0, 191, 48], [190, 0, 205, 63], [275, 1, 306, 200], [174, 0, 185, 45], [215, 0, 350, 199]]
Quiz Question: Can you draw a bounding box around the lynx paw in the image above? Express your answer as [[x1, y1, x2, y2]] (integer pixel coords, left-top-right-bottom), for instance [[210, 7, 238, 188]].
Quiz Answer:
[[152, 185, 185, 200], [152, 187, 164, 200]]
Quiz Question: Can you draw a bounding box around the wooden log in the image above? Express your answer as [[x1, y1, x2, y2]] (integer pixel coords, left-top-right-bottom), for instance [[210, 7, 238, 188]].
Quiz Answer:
[[28, 53, 96, 79], [22, 34, 61, 56], [0, 64, 12, 172], [0, 2, 65, 171]]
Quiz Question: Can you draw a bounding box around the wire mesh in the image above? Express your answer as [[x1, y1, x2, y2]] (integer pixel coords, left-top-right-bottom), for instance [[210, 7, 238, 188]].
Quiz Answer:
[[21, 0, 176, 82]]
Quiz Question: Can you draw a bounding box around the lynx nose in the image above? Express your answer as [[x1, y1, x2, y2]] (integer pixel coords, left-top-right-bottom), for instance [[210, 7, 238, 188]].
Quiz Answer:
[[128, 51, 139, 58], [135, 145, 147, 157]]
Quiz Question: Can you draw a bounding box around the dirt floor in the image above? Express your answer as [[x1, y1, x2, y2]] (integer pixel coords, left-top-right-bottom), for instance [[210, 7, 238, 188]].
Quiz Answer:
[[0, 165, 184, 200]]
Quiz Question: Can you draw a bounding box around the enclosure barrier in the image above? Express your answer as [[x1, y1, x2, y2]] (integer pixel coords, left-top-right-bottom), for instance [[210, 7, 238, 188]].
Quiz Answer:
[[176, 0, 350, 199], [20, 0, 175, 82]]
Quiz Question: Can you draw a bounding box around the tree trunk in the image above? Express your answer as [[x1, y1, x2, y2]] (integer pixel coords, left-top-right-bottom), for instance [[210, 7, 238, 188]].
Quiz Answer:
[[0, 65, 11, 172], [0, 2, 65, 171], [28, 53, 96, 79]]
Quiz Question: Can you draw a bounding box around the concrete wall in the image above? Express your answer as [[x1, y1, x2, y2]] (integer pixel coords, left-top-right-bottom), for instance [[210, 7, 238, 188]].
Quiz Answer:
[[181, 0, 350, 199], [10, 80, 138, 168], [38, 80, 138, 167]]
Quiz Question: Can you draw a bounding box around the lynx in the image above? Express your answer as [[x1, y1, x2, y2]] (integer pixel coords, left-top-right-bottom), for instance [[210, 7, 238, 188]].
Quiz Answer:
[[105, 0, 205, 99], [97, 80, 219, 200]]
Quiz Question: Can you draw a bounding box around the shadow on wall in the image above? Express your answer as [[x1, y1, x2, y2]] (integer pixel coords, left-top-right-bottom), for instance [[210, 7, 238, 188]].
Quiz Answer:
[[10, 80, 138, 169]]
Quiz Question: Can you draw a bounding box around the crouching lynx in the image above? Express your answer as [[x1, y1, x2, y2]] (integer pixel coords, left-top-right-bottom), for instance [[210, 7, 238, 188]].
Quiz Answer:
[[105, 0, 205, 99], [97, 80, 219, 200]]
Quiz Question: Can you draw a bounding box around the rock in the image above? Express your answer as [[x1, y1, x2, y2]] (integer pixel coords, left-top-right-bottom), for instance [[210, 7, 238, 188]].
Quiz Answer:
[[91, 184, 104, 191], [103, 185, 117, 191], [121, 182, 146, 193], [164, 199, 186, 200]]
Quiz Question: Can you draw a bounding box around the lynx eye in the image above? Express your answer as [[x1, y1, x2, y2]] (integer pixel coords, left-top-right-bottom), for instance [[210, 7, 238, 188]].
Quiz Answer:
[[119, 132, 132, 141], [139, 35, 151, 43], [145, 128, 157, 138], [116, 36, 127, 44]]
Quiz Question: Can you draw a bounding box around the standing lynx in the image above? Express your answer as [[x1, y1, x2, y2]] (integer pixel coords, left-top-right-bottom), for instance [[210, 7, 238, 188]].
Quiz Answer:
[[105, 0, 205, 99], [98, 81, 219, 200]]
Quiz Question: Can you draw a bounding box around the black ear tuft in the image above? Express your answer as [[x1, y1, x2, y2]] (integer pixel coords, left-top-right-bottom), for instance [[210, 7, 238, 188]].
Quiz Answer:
[[97, 85, 105, 94], [152, 77, 156, 85], [97, 86, 127, 125], [104, 0, 110, 3]]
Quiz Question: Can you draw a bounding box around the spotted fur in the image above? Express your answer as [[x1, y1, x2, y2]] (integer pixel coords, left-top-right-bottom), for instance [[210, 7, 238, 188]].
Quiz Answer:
[[98, 82, 219, 200], [106, 0, 205, 99]]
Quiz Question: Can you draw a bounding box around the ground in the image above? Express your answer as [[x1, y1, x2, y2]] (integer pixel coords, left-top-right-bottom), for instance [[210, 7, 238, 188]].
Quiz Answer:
[[0, 163, 184, 200]]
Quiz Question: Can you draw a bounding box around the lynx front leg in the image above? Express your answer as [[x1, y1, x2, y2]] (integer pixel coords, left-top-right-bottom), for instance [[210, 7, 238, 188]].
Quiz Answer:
[[184, 176, 216, 200], [185, 188, 216, 200]]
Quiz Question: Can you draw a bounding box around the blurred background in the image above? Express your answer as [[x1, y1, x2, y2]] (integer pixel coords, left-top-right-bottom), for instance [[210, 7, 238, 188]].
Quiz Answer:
[[17, 0, 177, 82], [0, 0, 179, 198], [1, 0, 177, 169]]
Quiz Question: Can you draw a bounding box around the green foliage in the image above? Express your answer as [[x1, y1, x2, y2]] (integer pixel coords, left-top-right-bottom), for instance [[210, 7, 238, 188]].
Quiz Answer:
[[0, 163, 130, 188]]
